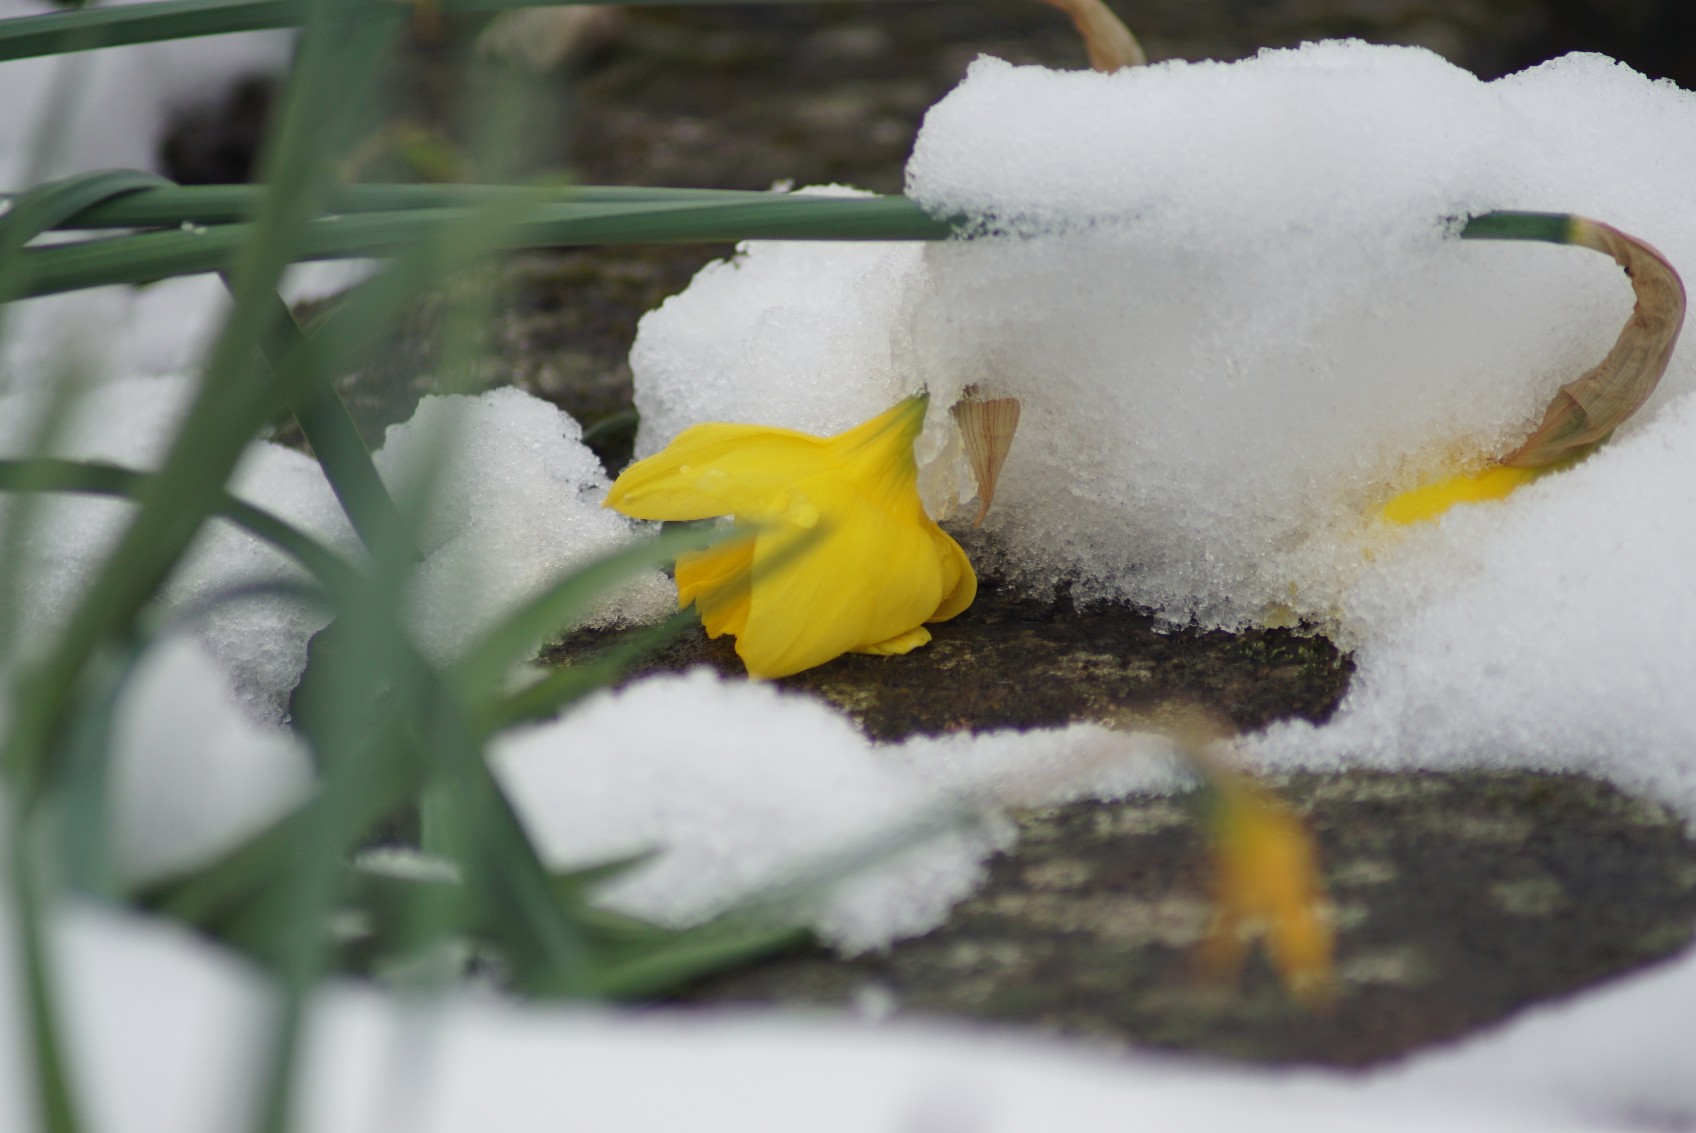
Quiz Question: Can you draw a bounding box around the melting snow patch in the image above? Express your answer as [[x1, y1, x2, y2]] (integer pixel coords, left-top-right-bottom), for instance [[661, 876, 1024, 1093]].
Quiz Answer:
[[373, 387, 674, 663], [0, 380, 668, 723], [1244, 388, 1696, 819], [0, 375, 352, 723], [491, 669, 1014, 953], [109, 635, 314, 885], [893, 723, 1192, 808], [494, 669, 1192, 951]]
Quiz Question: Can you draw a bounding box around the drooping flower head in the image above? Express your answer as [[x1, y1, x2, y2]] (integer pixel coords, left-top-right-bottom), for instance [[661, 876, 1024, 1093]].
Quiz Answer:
[[605, 394, 976, 679]]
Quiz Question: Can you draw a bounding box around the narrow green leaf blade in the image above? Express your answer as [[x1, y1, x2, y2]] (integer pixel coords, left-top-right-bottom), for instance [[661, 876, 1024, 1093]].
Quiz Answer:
[[450, 525, 728, 698], [0, 0, 948, 63], [12, 195, 956, 300]]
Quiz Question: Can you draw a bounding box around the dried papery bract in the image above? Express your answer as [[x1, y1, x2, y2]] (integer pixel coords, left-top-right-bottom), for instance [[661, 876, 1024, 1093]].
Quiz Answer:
[[951, 389, 1022, 527], [1501, 217, 1686, 468], [1034, 0, 1148, 71]]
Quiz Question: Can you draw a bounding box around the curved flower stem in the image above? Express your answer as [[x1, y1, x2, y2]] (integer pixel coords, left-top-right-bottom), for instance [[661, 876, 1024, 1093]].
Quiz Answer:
[[1461, 211, 1686, 468]]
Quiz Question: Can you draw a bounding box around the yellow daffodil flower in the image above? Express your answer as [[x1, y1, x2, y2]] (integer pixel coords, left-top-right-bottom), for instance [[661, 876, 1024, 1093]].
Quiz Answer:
[[604, 394, 976, 679], [1198, 776, 1335, 1008]]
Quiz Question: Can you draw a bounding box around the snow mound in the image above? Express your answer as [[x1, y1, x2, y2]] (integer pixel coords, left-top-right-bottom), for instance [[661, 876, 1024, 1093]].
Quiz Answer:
[[373, 387, 673, 663], [110, 636, 314, 884], [3, 897, 1691, 1133], [1244, 388, 1696, 818], [492, 670, 1013, 952]]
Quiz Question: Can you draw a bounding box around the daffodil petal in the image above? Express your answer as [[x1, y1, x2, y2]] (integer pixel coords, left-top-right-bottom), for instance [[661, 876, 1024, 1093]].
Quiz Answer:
[[676, 535, 755, 639], [1203, 784, 1334, 1007], [851, 625, 932, 656], [738, 490, 947, 679], [605, 422, 827, 521], [927, 522, 977, 624], [823, 395, 929, 501]]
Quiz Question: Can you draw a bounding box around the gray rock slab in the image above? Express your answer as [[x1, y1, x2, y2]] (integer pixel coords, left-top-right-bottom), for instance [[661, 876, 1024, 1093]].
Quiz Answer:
[[680, 770, 1696, 1065]]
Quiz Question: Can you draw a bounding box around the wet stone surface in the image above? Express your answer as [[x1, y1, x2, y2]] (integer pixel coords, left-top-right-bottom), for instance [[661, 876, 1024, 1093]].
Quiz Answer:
[[679, 771, 1696, 1065], [556, 579, 1696, 1063], [564, 577, 1354, 740]]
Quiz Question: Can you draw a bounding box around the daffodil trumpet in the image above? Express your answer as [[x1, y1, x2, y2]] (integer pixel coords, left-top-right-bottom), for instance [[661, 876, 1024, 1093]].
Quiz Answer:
[[604, 394, 977, 679], [1383, 212, 1685, 525]]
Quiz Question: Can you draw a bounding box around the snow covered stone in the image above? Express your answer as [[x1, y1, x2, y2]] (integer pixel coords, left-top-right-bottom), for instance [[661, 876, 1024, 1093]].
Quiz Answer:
[[491, 669, 1012, 953]]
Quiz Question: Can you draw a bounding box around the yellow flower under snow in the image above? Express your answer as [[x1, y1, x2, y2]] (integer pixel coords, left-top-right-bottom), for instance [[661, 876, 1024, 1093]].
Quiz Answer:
[[604, 394, 976, 679], [1380, 448, 1590, 525], [1380, 463, 1547, 525]]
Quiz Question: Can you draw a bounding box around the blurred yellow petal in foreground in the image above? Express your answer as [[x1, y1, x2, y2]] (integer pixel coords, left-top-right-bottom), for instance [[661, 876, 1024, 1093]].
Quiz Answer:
[[1198, 775, 1335, 1008], [605, 394, 976, 679]]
